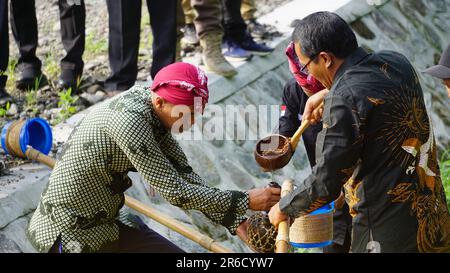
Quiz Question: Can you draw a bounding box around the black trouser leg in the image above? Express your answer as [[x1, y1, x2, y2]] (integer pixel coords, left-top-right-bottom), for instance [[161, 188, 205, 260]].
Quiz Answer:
[[221, 0, 247, 42], [146, 0, 177, 79], [9, 0, 41, 71], [58, 0, 85, 76], [0, 0, 9, 88], [48, 221, 185, 253], [105, 0, 141, 91], [117, 218, 185, 253]]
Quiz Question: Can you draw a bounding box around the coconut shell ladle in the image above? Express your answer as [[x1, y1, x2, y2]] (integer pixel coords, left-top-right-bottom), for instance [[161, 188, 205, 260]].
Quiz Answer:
[[254, 102, 323, 171]]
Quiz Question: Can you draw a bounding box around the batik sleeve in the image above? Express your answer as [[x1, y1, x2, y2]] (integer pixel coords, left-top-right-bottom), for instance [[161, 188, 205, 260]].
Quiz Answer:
[[280, 94, 363, 217]]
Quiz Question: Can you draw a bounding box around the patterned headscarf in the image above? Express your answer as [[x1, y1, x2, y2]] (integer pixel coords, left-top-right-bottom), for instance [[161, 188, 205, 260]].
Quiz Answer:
[[285, 42, 325, 94], [151, 62, 209, 113]]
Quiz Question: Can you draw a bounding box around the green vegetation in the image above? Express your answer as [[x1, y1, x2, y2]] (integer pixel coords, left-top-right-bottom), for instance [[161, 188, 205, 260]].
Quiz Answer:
[[85, 31, 108, 59], [0, 102, 10, 118], [53, 87, 79, 125], [440, 149, 450, 210], [43, 49, 60, 81], [5, 59, 17, 95], [24, 76, 42, 105]]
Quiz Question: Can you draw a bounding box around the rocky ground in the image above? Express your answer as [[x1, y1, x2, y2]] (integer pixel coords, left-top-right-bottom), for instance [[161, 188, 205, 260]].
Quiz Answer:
[[0, 0, 289, 168]]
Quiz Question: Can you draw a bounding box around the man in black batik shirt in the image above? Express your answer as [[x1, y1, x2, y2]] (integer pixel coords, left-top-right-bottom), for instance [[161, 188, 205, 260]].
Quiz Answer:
[[277, 42, 352, 253], [269, 12, 450, 253]]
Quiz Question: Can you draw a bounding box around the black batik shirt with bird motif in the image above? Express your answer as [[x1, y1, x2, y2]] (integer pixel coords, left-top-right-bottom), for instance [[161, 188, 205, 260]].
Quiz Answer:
[[279, 47, 450, 253], [27, 86, 249, 252]]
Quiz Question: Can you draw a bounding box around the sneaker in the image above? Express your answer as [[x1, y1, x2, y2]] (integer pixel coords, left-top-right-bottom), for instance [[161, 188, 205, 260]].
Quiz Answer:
[[181, 24, 199, 45], [238, 35, 274, 57], [246, 19, 269, 39], [222, 40, 253, 62]]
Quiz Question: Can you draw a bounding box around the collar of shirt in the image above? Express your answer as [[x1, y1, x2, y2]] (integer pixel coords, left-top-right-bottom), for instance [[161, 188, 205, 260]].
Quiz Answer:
[[333, 47, 370, 85]]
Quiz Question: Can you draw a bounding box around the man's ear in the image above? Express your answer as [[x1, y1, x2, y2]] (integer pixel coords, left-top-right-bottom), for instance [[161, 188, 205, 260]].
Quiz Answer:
[[320, 52, 333, 69], [154, 95, 164, 109]]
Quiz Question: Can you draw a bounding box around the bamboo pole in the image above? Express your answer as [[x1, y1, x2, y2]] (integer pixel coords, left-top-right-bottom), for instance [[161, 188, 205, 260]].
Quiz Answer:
[[275, 179, 294, 253], [125, 195, 231, 253], [25, 146, 233, 253]]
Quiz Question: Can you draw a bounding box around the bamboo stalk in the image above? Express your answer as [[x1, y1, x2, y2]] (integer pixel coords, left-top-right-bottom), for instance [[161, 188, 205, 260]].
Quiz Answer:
[[24, 146, 233, 253], [125, 195, 232, 253], [275, 179, 294, 253]]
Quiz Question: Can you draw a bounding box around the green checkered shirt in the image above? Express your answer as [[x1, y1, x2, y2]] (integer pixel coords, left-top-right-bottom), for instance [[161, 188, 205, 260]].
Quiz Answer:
[[27, 85, 249, 252]]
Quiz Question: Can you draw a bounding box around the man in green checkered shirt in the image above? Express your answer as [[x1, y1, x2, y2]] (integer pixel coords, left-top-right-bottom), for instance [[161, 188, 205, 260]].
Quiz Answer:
[[27, 63, 281, 253]]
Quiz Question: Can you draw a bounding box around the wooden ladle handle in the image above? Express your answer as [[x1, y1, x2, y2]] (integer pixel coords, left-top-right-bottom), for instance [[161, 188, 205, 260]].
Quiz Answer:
[[289, 102, 324, 150]]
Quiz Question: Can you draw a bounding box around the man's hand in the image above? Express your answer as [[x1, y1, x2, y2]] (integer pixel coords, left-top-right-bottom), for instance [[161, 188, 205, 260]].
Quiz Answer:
[[236, 220, 249, 243], [268, 202, 288, 229], [303, 89, 329, 124], [247, 187, 281, 211]]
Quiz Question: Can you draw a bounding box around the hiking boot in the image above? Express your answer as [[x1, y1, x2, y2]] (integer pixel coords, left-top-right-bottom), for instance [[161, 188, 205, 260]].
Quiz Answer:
[[222, 39, 253, 62], [181, 24, 199, 45], [246, 19, 269, 39], [200, 32, 237, 78]]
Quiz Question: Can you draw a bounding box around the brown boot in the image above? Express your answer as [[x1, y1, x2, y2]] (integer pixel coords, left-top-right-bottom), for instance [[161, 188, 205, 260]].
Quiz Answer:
[[200, 32, 237, 78]]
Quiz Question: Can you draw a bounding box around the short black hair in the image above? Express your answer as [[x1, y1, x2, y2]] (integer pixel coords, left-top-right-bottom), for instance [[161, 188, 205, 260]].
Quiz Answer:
[[292, 12, 358, 59]]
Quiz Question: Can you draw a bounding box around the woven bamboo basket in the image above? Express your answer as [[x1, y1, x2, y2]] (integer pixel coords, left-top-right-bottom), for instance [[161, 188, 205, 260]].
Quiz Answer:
[[289, 202, 334, 248]]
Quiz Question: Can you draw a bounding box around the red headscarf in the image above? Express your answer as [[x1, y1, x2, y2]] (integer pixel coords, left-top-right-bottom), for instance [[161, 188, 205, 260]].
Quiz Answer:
[[285, 42, 325, 93], [151, 62, 209, 113]]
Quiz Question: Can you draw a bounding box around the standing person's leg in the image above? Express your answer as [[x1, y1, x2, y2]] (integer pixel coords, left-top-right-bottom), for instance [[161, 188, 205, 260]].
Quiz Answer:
[[117, 218, 185, 253], [105, 0, 141, 93], [182, 0, 196, 25], [220, 0, 252, 62], [240, 0, 269, 39], [221, 0, 246, 42], [146, 0, 177, 79], [176, 0, 185, 62], [192, 0, 236, 77], [0, 0, 11, 102], [57, 0, 86, 92], [192, 0, 222, 39], [240, 0, 256, 21], [222, 0, 272, 57], [181, 0, 199, 46], [10, 0, 47, 90]]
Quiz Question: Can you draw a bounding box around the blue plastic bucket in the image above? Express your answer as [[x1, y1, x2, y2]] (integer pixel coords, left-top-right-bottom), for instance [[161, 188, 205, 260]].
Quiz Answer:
[[1, 117, 53, 157], [290, 201, 335, 249]]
